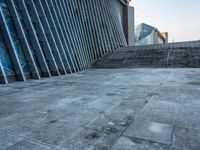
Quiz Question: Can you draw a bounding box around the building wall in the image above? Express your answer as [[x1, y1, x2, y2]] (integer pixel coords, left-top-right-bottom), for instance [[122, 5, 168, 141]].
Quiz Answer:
[[0, 0, 127, 84], [135, 33, 153, 45], [153, 31, 165, 44], [123, 6, 135, 46], [115, 0, 135, 46], [116, 0, 124, 26]]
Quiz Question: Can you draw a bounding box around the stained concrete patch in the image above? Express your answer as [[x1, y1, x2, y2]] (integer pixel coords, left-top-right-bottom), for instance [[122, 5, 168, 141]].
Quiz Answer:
[[0, 131, 50, 150], [104, 100, 146, 125], [112, 136, 171, 150], [57, 116, 125, 150], [186, 81, 200, 86], [174, 101, 200, 129], [123, 120, 173, 145], [173, 126, 200, 150]]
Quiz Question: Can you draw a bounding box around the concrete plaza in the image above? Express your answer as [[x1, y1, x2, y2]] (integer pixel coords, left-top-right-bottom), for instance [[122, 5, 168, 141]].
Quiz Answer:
[[0, 69, 200, 150]]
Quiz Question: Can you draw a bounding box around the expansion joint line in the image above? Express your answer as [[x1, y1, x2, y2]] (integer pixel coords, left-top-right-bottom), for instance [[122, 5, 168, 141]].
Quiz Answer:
[[110, 70, 172, 149]]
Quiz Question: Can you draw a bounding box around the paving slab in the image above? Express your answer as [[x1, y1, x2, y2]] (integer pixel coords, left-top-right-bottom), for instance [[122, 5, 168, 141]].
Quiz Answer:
[[123, 120, 173, 145], [137, 100, 177, 124]]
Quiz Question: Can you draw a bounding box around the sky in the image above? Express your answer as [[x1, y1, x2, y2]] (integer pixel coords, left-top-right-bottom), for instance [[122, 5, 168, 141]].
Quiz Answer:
[[130, 0, 200, 42]]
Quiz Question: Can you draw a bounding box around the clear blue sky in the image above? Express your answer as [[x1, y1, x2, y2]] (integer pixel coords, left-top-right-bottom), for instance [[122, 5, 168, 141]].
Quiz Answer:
[[130, 0, 200, 42]]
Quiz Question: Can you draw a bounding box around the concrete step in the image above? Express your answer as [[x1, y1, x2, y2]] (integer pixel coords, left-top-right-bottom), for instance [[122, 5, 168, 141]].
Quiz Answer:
[[92, 41, 200, 68]]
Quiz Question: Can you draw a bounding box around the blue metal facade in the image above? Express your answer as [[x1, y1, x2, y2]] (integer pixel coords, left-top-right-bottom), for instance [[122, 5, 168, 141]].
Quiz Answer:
[[0, 0, 127, 84]]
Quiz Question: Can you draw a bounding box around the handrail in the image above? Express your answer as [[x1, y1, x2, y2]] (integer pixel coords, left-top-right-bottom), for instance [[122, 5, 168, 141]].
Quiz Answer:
[[167, 42, 174, 67]]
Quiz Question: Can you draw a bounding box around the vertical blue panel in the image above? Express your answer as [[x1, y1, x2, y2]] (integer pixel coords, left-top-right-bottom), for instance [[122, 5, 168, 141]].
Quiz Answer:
[[13, 1, 42, 73], [1, 1, 30, 74], [0, 28, 16, 76]]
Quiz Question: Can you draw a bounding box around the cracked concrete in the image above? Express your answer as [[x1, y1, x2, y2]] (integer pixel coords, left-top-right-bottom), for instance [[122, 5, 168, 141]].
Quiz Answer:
[[0, 69, 200, 150]]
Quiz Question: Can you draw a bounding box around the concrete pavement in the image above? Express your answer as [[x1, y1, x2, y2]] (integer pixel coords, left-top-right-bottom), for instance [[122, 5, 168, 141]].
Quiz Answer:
[[0, 69, 200, 150]]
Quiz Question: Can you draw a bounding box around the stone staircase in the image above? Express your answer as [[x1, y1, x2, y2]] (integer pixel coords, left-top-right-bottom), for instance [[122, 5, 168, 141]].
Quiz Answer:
[[92, 40, 200, 68]]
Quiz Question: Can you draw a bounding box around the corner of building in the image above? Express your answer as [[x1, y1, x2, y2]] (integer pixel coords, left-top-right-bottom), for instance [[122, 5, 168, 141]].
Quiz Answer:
[[123, 4, 135, 46]]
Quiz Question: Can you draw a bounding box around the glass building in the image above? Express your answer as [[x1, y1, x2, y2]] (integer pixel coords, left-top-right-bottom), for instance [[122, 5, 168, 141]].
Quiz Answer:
[[134, 23, 167, 46]]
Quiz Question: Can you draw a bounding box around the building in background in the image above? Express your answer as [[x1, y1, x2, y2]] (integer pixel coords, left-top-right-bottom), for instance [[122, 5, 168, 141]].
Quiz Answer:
[[134, 23, 168, 45], [162, 32, 169, 43]]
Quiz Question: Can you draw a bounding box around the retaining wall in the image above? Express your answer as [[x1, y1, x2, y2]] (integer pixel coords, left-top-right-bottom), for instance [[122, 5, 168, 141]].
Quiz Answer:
[[93, 41, 200, 68]]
